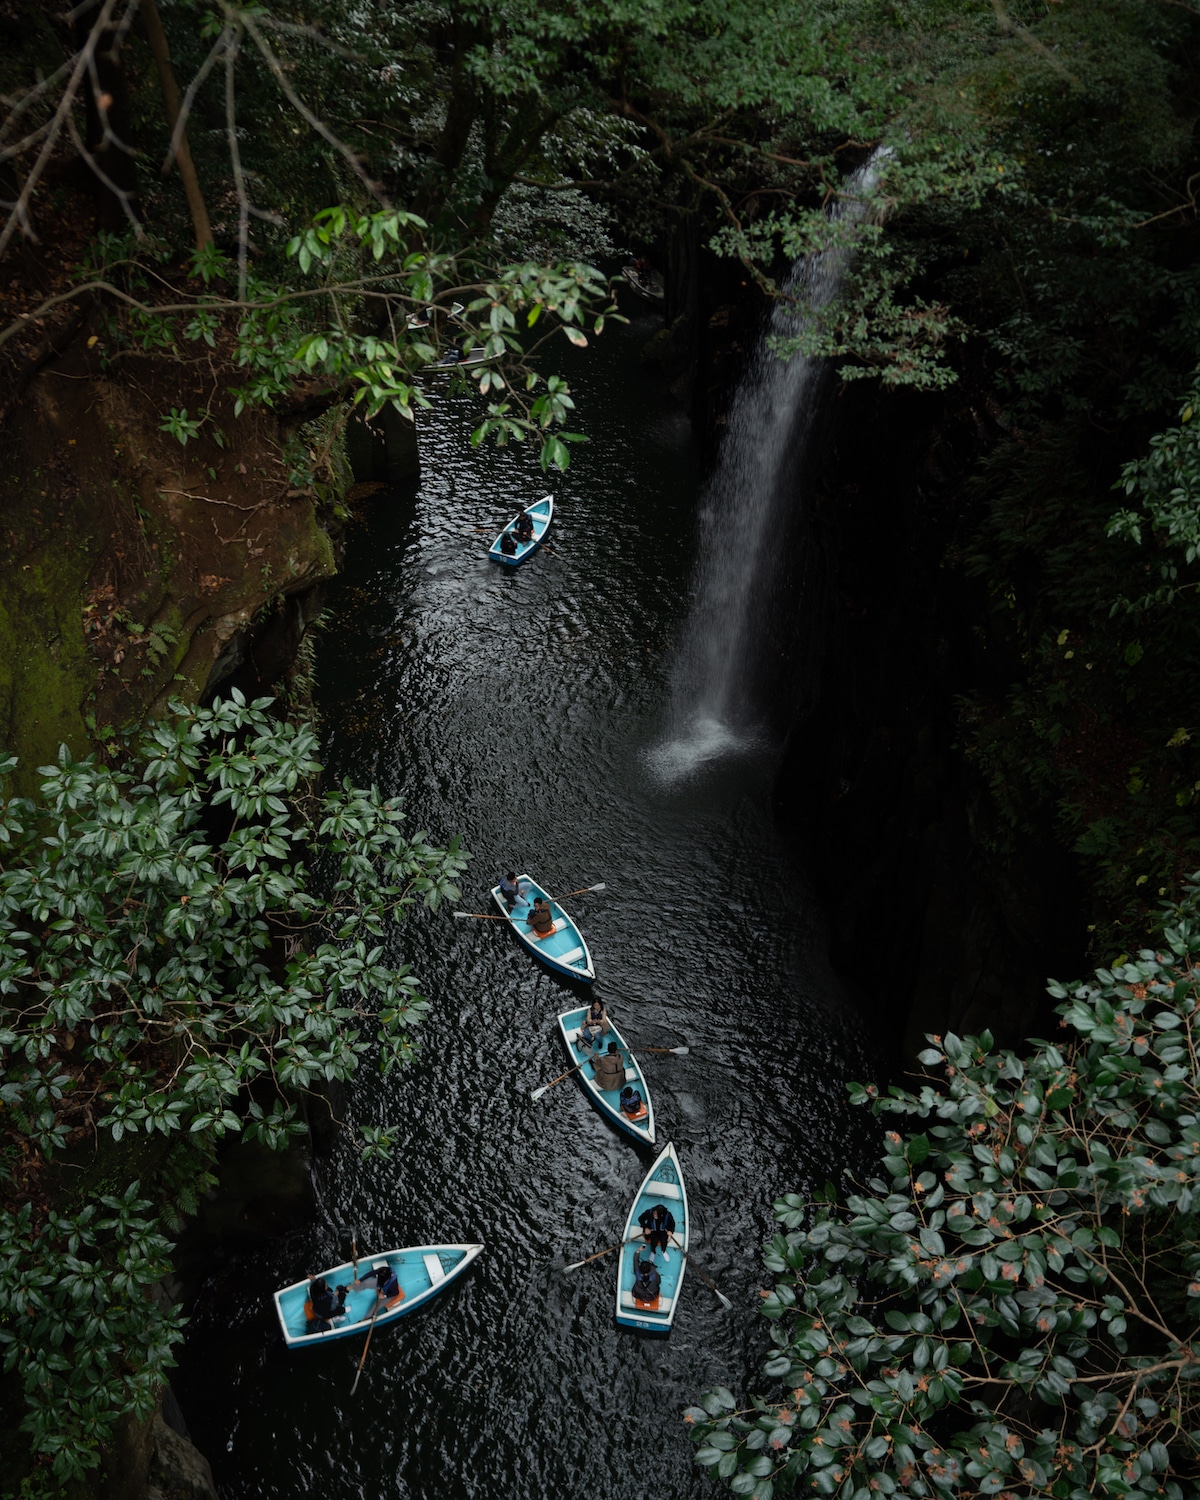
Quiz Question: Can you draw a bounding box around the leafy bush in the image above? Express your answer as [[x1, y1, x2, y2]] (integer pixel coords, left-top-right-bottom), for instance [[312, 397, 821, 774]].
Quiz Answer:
[[0, 691, 468, 1481], [689, 881, 1200, 1499]]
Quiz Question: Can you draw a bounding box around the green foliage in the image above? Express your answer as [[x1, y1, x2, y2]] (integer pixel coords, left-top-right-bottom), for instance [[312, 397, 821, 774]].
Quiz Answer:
[[0, 690, 468, 1478], [689, 881, 1200, 1498], [1110, 375, 1200, 607], [0, 1185, 181, 1485]]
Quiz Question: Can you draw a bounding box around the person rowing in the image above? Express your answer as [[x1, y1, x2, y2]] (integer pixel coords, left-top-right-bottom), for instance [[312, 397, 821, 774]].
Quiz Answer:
[[525, 896, 554, 937], [514, 509, 535, 544]]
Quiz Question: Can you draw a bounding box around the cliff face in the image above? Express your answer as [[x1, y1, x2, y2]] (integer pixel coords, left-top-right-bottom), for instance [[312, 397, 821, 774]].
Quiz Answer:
[[772, 375, 1085, 1057], [0, 316, 343, 789]]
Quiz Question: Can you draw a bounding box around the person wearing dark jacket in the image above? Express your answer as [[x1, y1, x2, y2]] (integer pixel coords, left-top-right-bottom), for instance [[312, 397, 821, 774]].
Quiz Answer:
[[514, 509, 535, 543], [306, 1276, 348, 1332], [354, 1261, 402, 1308], [499, 530, 517, 556], [638, 1202, 676, 1261], [633, 1253, 661, 1302]]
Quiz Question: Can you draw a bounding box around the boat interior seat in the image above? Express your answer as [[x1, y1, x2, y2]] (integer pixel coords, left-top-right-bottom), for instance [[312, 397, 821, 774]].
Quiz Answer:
[[646, 1179, 682, 1201], [556, 945, 585, 966], [624, 1067, 639, 1082], [423, 1253, 446, 1285], [620, 1290, 673, 1314]]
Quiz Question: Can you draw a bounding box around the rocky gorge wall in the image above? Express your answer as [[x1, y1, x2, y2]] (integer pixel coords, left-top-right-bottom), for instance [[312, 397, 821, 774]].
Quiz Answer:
[[772, 375, 1086, 1059]]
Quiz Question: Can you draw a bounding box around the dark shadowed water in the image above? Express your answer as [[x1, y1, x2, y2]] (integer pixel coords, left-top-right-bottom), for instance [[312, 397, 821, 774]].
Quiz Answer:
[[175, 306, 879, 1499]]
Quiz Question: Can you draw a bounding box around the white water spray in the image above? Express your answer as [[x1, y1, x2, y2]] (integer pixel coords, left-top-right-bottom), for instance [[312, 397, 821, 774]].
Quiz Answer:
[[651, 156, 887, 783]]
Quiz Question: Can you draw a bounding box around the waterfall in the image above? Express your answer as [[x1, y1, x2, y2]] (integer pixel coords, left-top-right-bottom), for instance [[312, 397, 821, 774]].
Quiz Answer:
[[652, 155, 886, 782]]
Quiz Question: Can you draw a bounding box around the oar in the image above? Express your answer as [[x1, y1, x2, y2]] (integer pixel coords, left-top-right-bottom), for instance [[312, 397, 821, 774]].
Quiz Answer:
[[351, 1229, 358, 1282], [565, 1239, 637, 1272], [530, 1056, 591, 1100], [453, 883, 603, 920], [543, 882, 606, 902], [671, 1234, 733, 1311], [350, 1295, 382, 1395]]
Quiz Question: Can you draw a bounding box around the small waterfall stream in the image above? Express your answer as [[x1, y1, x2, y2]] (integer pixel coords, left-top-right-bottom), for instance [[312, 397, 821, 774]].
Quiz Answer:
[[653, 157, 885, 782]]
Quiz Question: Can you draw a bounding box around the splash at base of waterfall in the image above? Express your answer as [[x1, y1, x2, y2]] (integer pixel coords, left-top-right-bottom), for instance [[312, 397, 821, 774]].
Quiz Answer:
[[645, 713, 761, 785], [653, 152, 886, 781]]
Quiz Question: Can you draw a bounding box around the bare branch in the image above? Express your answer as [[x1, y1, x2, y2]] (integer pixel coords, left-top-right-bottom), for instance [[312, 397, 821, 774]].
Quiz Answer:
[[238, 8, 390, 207], [224, 25, 250, 299], [0, 0, 135, 257]]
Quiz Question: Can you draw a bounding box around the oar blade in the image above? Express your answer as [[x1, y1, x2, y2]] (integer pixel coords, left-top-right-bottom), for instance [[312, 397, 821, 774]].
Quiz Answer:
[[671, 1046, 690, 1055], [588, 882, 606, 892], [714, 1288, 734, 1311], [530, 1085, 549, 1101]]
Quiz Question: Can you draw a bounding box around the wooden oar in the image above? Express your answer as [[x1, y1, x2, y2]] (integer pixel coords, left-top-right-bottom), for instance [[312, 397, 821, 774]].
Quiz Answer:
[[454, 882, 604, 920], [351, 1229, 358, 1282], [565, 1239, 637, 1272], [350, 1295, 382, 1395], [530, 1043, 687, 1101], [544, 881, 605, 901], [671, 1234, 733, 1311], [530, 1056, 590, 1100]]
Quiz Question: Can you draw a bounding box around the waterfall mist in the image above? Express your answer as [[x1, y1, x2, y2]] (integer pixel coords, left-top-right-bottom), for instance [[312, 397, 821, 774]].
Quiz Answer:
[[651, 157, 886, 784]]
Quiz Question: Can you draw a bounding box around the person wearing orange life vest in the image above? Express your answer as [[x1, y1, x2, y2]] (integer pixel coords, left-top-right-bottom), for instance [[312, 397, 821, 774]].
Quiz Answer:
[[354, 1261, 402, 1308], [525, 897, 554, 936], [633, 1251, 661, 1303]]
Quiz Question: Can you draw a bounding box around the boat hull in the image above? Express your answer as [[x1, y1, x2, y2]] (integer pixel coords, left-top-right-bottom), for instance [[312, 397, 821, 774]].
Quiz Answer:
[[273, 1243, 483, 1349], [621, 265, 665, 302], [488, 495, 553, 567], [489, 874, 595, 982], [615, 1143, 688, 1332], [557, 1007, 655, 1145]]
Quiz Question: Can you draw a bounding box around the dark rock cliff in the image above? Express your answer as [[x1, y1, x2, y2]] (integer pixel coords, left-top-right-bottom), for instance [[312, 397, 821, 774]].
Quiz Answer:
[[773, 376, 1086, 1059]]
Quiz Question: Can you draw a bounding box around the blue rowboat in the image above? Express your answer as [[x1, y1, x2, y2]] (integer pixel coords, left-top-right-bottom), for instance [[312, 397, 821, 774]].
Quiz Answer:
[[488, 495, 553, 567], [489, 874, 595, 982], [557, 1006, 655, 1146], [615, 1142, 688, 1333], [426, 344, 494, 370], [273, 1243, 484, 1350]]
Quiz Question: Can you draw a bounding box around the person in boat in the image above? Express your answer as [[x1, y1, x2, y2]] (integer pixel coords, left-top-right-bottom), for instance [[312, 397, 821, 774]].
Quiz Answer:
[[305, 1276, 349, 1332], [592, 1040, 626, 1093], [619, 1083, 643, 1117], [638, 1201, 676, 1262], [514, 509, 535, 544], [499, 871, 522, 910], [525, 897, 554, 937], [632, 1251, 661, 1303], [499, 530, 518, 557], [580, 997, 608, 1050], [354, 1261, 402, 1308]]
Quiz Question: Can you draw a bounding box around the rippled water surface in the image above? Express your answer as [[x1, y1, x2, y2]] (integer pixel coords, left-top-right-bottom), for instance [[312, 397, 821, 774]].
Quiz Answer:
[[176, 308, 878, 1499]]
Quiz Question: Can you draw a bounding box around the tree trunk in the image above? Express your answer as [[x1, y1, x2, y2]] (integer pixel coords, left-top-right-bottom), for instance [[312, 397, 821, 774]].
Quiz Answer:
[[140, 0, 213, 251]]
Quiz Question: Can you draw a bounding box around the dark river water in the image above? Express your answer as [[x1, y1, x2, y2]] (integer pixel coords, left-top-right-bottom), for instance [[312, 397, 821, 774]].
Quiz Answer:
[[176, 303, 879, 1499]]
